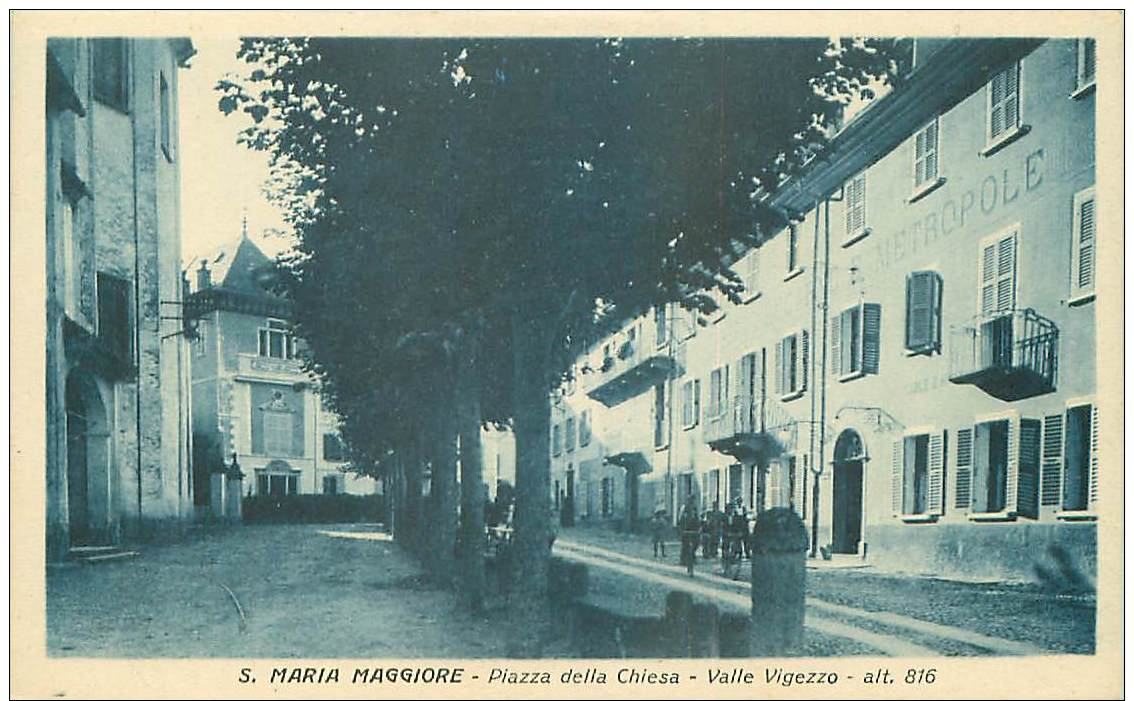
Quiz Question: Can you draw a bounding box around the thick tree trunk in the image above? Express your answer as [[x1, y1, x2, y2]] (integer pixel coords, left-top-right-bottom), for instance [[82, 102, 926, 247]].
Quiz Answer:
[[402, 435, 424, 555], [456, 328, 487, 612], [507, 309, 553, 657], [428, 393, 460, 579]]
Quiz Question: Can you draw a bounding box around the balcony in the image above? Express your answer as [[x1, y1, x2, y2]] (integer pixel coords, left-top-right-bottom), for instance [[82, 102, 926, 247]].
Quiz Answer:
[[948, 309, 1058, 401], [584, 338, 674, 407]]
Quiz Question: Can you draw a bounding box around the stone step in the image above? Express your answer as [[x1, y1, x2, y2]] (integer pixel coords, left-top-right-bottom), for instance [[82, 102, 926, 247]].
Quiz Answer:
[[68, 545, 118, 555], [81, 551, 139, 564], [68, 549, 139, 564]]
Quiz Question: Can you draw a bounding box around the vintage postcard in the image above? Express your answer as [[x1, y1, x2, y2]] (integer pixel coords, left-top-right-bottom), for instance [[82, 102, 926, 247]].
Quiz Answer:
[[10, 9, 1124, 700]]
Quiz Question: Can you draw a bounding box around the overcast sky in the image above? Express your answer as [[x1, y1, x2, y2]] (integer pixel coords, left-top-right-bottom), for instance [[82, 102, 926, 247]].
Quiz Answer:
[[179, 36, 292, 262]]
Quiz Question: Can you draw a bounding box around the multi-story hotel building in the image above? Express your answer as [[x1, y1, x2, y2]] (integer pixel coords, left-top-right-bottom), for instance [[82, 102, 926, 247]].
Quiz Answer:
[[184, 232, 381, 508], [45, 37, 196, 560], [551, 37, 1099, 581]]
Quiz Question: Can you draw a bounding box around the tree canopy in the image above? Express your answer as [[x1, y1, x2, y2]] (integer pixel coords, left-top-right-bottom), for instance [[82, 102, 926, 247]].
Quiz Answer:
[[218, 36, 901, 459]]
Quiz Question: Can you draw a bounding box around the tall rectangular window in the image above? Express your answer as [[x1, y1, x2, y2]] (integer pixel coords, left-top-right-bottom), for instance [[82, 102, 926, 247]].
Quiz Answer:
[[786, 224, 800, 274], [579, 410, 591, 447], [905, 271, 943, 353], [654, 305, 667, 347], [742, 248, 761, 301], [681, 379, 700, 429], [1076, 38, 1097, 93], [92, 38, 129, 111], [913, 118, 939, 189], [844, 172, 868, 244], [258, 318, 295, 359], [322, 474, 340, 495], [893, 431, 946, 516], [978, 229, 1018, 316], [904, 435, 930, 515], [973, 419, 1010, 513], [97, 272, 134, 364], [601, 477, 613, 517], [653, 383, 668, 449], [987, 61, 1021, 144], [61, 197, 80, 320], [830, 303, 881, 380], [566, 416, 576, 453], [552, 423, 562, 457], [1070, 187, 1097, 302], [323, 433, 346, 461], [708, 366, 728, 418], [776, 332, 809, 398]]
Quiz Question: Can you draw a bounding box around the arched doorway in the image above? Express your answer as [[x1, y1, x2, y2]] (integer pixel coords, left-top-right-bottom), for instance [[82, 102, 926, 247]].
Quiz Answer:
[[65, 371, 111, 546], [831, 429, 866, 555]]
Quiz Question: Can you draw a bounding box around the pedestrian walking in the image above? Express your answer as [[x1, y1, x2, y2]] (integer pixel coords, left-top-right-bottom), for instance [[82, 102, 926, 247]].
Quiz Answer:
[[677, 495, 699, 577], [650, 505, 668, 558]]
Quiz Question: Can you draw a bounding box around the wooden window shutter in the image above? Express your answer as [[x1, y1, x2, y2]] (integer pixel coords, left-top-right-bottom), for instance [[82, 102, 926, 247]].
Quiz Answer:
[[989, 63, 1020, 140], [954, 427, 973, 510], [845, 174, 866, 236], [979, 240, 998, 316], [924, 120, 938, 182], [798, 329, 809, 392], [1040, 414, 1064, 507], [1072, 189, 1096, 297], [914, 120, 938, 187], [693, 379, 701, 426], [830, 308, 843, 377], [906, 271, 941, 352], [774, 339, 784, 396], [996, 234, 1017, 314], [979, 231, 1017, 316], [989, 70, 1006, 139], [1075, 38, 1093, 86], [891, 439, 904, 515], [1078, 39, 1096, 88], [914, 127, 927, 186], [1003, 63, 1020, 133], [862, 303, 882, 375], [1005, 417, 1020, 514], [971, 423, 991, 512], [753, 349, 765, 422], [1017, 418, 1041, 519], [1089, 404, 1099, 506], [927, 430, 947, 516]]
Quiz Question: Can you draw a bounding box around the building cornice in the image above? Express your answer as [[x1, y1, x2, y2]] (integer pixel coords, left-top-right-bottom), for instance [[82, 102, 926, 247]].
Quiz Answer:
[[769, 38, 1046, 215], [187, 288, 292, 320]]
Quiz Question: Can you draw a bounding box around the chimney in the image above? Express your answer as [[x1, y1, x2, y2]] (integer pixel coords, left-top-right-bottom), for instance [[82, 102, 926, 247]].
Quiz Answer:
[[196, 259, 211, 291]]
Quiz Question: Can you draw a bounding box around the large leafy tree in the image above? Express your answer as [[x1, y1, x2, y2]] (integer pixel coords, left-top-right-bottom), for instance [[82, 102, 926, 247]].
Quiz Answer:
[[219, 35, 899, 653]]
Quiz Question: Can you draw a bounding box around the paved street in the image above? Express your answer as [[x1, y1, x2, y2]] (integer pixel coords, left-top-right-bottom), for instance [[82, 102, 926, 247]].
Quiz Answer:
[[47, 522, 1094, 659], [47, 524, 515, 658], [555, 525, 1095, 656]]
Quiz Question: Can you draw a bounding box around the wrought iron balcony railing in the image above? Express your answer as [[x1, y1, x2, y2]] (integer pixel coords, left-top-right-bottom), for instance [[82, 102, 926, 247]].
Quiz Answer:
[[948, 309, 1058, 401], [584, 338, 674, 407]]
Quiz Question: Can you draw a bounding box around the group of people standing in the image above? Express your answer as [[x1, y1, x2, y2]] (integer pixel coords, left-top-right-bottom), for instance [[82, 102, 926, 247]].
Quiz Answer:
[[660, 495, 754, 576]]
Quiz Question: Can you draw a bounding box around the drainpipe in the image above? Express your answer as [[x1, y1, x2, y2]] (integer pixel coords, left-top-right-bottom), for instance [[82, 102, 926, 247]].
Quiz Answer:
[[812, 198, 833, 558], [131, 43, 144, 534]]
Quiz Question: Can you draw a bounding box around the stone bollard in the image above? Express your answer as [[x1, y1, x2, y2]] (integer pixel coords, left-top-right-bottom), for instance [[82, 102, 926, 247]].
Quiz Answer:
[[690, 601, 721, 657], [225, 474, 244, 523], [209, 471, 227, 521], [664, 590, 694, 657], [749, 507, 809, 656]]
